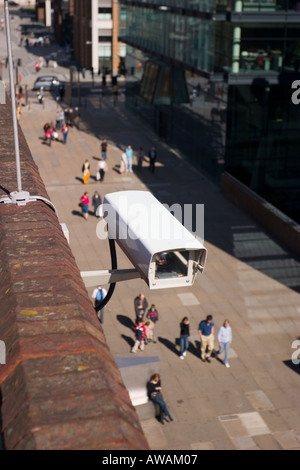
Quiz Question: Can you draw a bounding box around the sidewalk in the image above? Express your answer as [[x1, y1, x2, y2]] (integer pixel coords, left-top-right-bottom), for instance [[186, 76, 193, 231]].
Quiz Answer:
[[2, 12, 300, 450]]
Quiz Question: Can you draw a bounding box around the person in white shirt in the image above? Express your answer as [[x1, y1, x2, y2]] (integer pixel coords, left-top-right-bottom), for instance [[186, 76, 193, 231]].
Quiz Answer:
[[92, 286, 107, 324], [97, 157, 108, 182], [217, 319, 232, 368]]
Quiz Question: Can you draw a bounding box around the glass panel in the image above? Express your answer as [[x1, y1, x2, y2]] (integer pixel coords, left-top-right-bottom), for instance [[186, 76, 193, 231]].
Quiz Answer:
[[119, 6, 215, 74], [154, 251, 188, 280]]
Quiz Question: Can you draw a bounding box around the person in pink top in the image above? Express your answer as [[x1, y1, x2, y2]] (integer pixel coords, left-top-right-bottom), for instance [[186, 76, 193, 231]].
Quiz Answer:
[[80, 192, 89, 220]]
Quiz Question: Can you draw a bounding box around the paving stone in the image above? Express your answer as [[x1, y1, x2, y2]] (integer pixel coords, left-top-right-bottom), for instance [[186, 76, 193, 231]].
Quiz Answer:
[[253, 434, 282, 450], [190, 441, 215, 450], [238, 411, 271, 436], [273, 430, 300, 450], [232, 436, 260, 450], [177, 293, 200, 306], [245, 390, 275, 411]]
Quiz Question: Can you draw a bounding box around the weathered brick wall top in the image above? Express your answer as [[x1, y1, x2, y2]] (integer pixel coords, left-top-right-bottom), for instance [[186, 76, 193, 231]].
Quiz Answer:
[[0, 100, 149, 450]]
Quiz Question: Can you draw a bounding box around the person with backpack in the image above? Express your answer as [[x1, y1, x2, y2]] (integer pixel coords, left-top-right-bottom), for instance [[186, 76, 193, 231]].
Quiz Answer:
[[131, 319, 146, 353], [92, 286, 107, 324]]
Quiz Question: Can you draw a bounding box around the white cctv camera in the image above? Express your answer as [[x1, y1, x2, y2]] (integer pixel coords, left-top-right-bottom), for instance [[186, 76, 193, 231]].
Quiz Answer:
[[103, 191, 207, 290]]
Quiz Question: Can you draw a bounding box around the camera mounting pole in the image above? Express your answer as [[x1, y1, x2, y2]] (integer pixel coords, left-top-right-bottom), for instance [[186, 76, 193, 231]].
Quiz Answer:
[[80, 268, 141, 287], [4, 0, 22, 193], [0, 0, 58, 216]]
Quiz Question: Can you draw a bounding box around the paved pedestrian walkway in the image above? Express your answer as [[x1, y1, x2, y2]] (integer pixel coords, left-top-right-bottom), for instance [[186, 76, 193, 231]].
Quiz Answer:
[[2, 9, 300, 450]]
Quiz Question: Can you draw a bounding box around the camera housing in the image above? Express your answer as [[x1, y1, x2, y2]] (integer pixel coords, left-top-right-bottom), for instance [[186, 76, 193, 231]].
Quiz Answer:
[[103, 191, 207, 290]]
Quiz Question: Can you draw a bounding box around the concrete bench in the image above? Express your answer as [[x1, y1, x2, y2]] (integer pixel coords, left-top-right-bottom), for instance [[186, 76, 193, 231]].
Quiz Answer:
[[115, 356, 160, 420]]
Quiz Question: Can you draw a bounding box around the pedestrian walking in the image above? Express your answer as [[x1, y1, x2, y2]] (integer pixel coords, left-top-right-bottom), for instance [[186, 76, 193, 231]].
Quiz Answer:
[[79, 192, 89, 220], [101, 138, 108, 160], [43, 122, 50, 140], [148, 146, 157, 173], [61, 122, 69, 144], [198, 315, 215, 363], [144, 320, 154, 344], [126, 145, 133, 173], [82, 159, 90, 184], [35, 61, 40, 73], [120, 149, 127, 174], [216, 319, 232, 368], [37, 87, 44, 104], [92, 191, 102, 217], [68, 108, 75, 127], [137, 147, 144, 171], [147, 373, 173, 425], [63, 108, 69, 127], [45, 125, 54, 147], [96, 157, 108, 182], [131, 319, 146, 353], [16, 103, 21, 121], [59, 109, 65, 129], [134, 293, 148, 322], [92, 286, 107, 324], [73, 107, 80, 128], [179, 317, 190, 359], [146, 304, 159, 343]]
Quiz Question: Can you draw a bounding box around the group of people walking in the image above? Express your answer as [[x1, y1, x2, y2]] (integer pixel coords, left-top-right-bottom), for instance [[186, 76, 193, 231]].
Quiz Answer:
[[79, 190, 102, 221], [179, 314, 232, 368], [43, 120, 69, 146], [41, 105, 79, 147], [131, 293, 159, 353], [130, 298, 232, 369], [81, 144, 108, 186], [147, 314, 232, 425], [119, 145, 157, 174]]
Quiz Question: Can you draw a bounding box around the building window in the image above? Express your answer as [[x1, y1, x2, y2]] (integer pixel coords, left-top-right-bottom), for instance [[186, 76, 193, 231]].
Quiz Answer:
[[99, 36, 112, 42], [98, 8, 112, 20]]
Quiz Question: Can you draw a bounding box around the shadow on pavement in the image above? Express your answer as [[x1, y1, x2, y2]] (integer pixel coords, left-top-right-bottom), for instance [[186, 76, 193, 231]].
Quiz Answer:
[[283, 360, 300, 375], [121, 334, 134, 348], [158, 337, 178, 356], [117, 315, 135, 331], [71, 210, 84, 218]]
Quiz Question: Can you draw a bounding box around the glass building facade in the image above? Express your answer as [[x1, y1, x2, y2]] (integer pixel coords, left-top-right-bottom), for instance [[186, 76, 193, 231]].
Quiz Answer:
[[119, 0, 300, 222]]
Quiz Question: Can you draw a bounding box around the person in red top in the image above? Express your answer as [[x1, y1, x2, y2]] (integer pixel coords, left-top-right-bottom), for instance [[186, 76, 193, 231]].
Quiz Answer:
[[131, 319, 146, 353]]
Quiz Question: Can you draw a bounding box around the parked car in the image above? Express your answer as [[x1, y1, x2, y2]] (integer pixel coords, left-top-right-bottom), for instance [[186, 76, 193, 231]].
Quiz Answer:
[[33, 76, 61, 91]]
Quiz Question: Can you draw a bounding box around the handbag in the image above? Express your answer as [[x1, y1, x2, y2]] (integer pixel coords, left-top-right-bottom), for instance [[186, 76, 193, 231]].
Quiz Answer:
[[150, 391, 162, 400], [96, 171, 101, 181]]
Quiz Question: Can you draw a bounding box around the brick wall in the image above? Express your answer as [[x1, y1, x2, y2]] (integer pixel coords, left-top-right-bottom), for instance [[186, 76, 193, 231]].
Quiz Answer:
[[0, 100, 149, 450]]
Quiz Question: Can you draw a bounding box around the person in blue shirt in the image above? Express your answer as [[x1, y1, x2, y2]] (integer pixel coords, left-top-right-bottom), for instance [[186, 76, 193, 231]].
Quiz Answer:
[[126, 145, 133, 173], [92, 286, 107, 324], [198, 315, 214, 363]]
